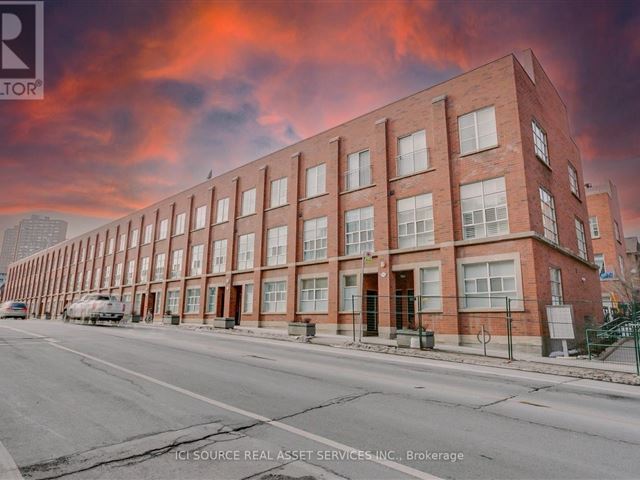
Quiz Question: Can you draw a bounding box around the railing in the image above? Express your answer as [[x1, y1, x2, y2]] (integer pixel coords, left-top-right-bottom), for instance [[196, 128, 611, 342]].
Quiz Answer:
[[587, 321, 640, 374], [396, 148, 429, 177], [343, 166, 372, 191]]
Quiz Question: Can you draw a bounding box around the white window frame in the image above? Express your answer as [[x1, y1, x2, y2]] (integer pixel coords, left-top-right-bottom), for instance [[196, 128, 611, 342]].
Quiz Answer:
[[107, 238, 115, 255], [345, 206, 374, 255], [397, 130, 427, 176], [94, 268, 101, 289], [241, 188, 256, 216], [532, 119, 550, 165], [190, 244, 204, 276], [306, 164, 326, 198], [299, 276, 328, 313], [539, 187, 558, 244], [458, 106, 497, 155], [341, 274, 360, 312], [397, 193, 434, 248], [166, 290, 180, 314], [461, 177, 509, 240], [457, 254, 522, 311], [237, 233, 255, 270], [194, 205, 207, 230], [185, 287, 201, 313], [270, 177, 288, 208], [346, 149, 372, 190], [104, 265, 111, 288], [159, 219, 168, 240], [614, 221, 621, 243], [594, 253, 605, 274], [139, 256, 149, 283], [216, 198, 229, 223], [130, 229, 139, 248], [550, 267, 563, 305], [119, 234, 127, 252], [170, 249, 183, 279], [206, 286, 218, 313], [212, 239, 227, 273], [126, 259, 135, 285], [589, 216, 600, 238], [575, 218, 587, 260], [568, 163, 579, 197], [143, 224, 153, 244], [266, 226, 287, 266], [242, 283, 254, 314], [154, 253, 165, 281], [262, 280, 287, 313], [419, 266, 441, 311], [174, 213, 186, 236], [303, 217, 327, 261]]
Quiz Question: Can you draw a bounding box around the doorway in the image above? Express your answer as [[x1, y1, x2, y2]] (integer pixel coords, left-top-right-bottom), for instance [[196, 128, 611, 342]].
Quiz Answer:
[[232, 285, 243, 325], [147, 292, 156, 320], [393, 271, 415, 330]]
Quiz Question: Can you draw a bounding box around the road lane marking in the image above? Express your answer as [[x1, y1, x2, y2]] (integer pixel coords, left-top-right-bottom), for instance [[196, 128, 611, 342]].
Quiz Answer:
[[46, 341, 440, 480], [0, 441, 23, 480]]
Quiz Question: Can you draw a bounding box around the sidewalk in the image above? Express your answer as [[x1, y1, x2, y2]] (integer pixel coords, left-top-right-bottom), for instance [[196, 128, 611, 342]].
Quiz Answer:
[[134, 321, 640, 386]]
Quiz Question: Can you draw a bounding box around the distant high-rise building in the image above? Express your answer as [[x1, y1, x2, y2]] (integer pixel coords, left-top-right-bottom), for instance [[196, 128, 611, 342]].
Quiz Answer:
[[0, 216, 68, 274]]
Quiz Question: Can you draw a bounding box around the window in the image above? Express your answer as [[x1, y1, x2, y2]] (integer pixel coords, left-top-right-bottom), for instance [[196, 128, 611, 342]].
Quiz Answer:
[[461, 177, 509, 239], [345, 206, 374, 255], [550, 268, 563, 305], [185, 287, 201, 313], [84, 270, 91, 290], [107, 238, 115, 255], [342, 274, 359, 312], [270, 177, 288, 208], [126, 260, 135, 285], [153, 291, 162, 314], [206, 286, 217, 313], [119, 234, 127, 252], [303, 217, 327, 261], [568, 164, 579, 197], [174, 213, 186, 235], [98, 241, 105, 258], [159, 219, 168, 240], [190, 244, 204, 276], [532, 119, 549, 165], [420, 267, 441, 310], [397, 130, 427, 176], [618, 255, 625, 279], [216, 198, 229, 223], [89, 244, 95, 260], [194, 205, 207, 230], [462, 260, 517, 309], [77, 271, 83, 291], [166, 290, 179, 314], [114, 263, 123, 286], [594, 253, 605, 274], [80, 247, 86, 262], [299, 277, 328, 312], [397, 193, 434, 248], [263, 281, 287, 313], [589, 216, 600, 238], [575, 218, 587, 260], [103, 265, 111, 288], [241, 188, 256, 216], [212, 239, 227, 273], [133, 293, 142, 315], [237, 233, 255, 270], [94, 268, 101, 289], [243, 284, 254, 314], [130, 229, 139, 248], [459, 106, 497, 155], [170, 249, 183, 279], [266, 226, 287, 266], [346, 149, 372, 190], [614, 221, 621, 243], [143, 224, 153, 244], [154, 253, 165, 281], [539, 187, 558, 244], [306, 164, 326, 197], [139, 257, 149, 283]]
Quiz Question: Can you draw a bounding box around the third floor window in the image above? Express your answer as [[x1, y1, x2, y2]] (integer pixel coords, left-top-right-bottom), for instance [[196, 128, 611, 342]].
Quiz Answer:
[[306, 164, 326, 198], [346, 149, 372, 190], [397, 130, 427, 176], [459, 106, 497, 156]]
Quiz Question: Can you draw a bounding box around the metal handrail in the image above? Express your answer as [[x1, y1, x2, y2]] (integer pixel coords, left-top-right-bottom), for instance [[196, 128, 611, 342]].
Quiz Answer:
[[343, 166, 372, 191]]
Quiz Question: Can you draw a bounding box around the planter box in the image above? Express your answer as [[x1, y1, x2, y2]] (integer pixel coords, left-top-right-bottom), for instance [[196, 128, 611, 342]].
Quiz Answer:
[[162, 315, 180, 325], [288, 322, 316, 337], [396, 329, 434, 349], [213, 317, 236, 329], [131, 315, 141, 323]]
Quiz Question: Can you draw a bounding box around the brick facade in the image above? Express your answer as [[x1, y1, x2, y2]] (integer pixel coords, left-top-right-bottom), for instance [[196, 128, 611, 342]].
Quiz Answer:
[[3, 50, 601, 355]]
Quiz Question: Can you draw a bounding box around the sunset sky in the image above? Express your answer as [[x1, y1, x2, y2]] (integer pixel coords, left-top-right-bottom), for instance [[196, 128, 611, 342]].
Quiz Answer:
[[1, 0, 639, 239]]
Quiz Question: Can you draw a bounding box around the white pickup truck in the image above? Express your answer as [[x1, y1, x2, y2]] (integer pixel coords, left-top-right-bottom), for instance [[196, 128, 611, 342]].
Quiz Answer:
[[64, 294, 126, 323]]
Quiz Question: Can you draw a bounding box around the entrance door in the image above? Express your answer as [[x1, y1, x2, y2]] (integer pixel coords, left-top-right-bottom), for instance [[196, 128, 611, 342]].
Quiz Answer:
[[365, 290, 378, 335], [147, 293, 156, 320], [407, 289, 415, 329], [395, 289, 403, 330], [233, 285, 242, 325]]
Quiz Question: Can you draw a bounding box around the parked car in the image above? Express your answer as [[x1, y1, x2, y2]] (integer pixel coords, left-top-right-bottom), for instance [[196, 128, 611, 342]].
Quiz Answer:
[[64, 294, 126, 323], [0, 301, 28, 319]]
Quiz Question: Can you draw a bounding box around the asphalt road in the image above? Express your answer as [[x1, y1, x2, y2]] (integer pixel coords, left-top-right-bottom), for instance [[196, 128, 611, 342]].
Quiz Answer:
[[1, 319, 639, 480]]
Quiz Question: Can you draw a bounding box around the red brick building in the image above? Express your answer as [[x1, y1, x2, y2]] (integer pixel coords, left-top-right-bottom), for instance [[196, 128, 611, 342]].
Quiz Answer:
[[586, 180, 634, 307], [3, 50, 601, 355]]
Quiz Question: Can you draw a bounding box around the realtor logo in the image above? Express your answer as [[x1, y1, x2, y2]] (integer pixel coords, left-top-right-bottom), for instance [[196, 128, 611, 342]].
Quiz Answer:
[[0, 1, 43, 99]]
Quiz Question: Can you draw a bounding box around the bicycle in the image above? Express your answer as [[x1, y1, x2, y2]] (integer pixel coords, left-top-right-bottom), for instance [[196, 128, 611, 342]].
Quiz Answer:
[[144, 311, 154, 324]]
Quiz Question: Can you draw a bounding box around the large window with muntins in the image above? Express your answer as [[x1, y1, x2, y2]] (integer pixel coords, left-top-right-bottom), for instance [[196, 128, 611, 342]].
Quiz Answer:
[[185, 287, 201, 313], [397, 130, 427, 176], [539, 187, 558, 244], [575, 218, 587, 260], [345, 206, 374, 255], [216, 198, 229, 223], [462, 260, 516, 309], [190, 244, 204, 276], [550, 268, 563, 305], [170, 249, 183, 279], [266, 226, 287, 266], [212, 239, 227, 273], [241, 188, 256, 216], [306, 164, 326, 198], [263, 280, 287, 313], [458, 106, 497, 155], [299, 277, 328, 312], [419, 267, 441, 310], [461, 177, 508, 240], [237, 233, 255, 270], [303, 217, 327, 261], [194, 205, 207, 230], [346, 149, 371, 190], [397, 193, 434, 248], [270, 177, 288, 208], [532, 119, 549, 165]]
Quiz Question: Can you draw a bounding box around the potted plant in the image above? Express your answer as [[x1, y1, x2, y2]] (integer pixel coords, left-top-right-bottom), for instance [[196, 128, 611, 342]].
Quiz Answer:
[[288, 318, 316, 336], [213, 317, 236, 329], [162, 309, 180, 325]]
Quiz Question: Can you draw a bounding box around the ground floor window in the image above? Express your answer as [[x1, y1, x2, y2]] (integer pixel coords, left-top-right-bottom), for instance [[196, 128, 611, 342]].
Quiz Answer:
[[263, 281, 286, 313], [166, 290, 180, 314], [341, 274, 359, 312], [299, 277, 328, 312], [549, 267, 563, 305], [207, 286, 217, 313], [242, 284, 254, 314], [419, 267, 441, 310], [185, 287, 200, 313], [462, 259, 517, 309]]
